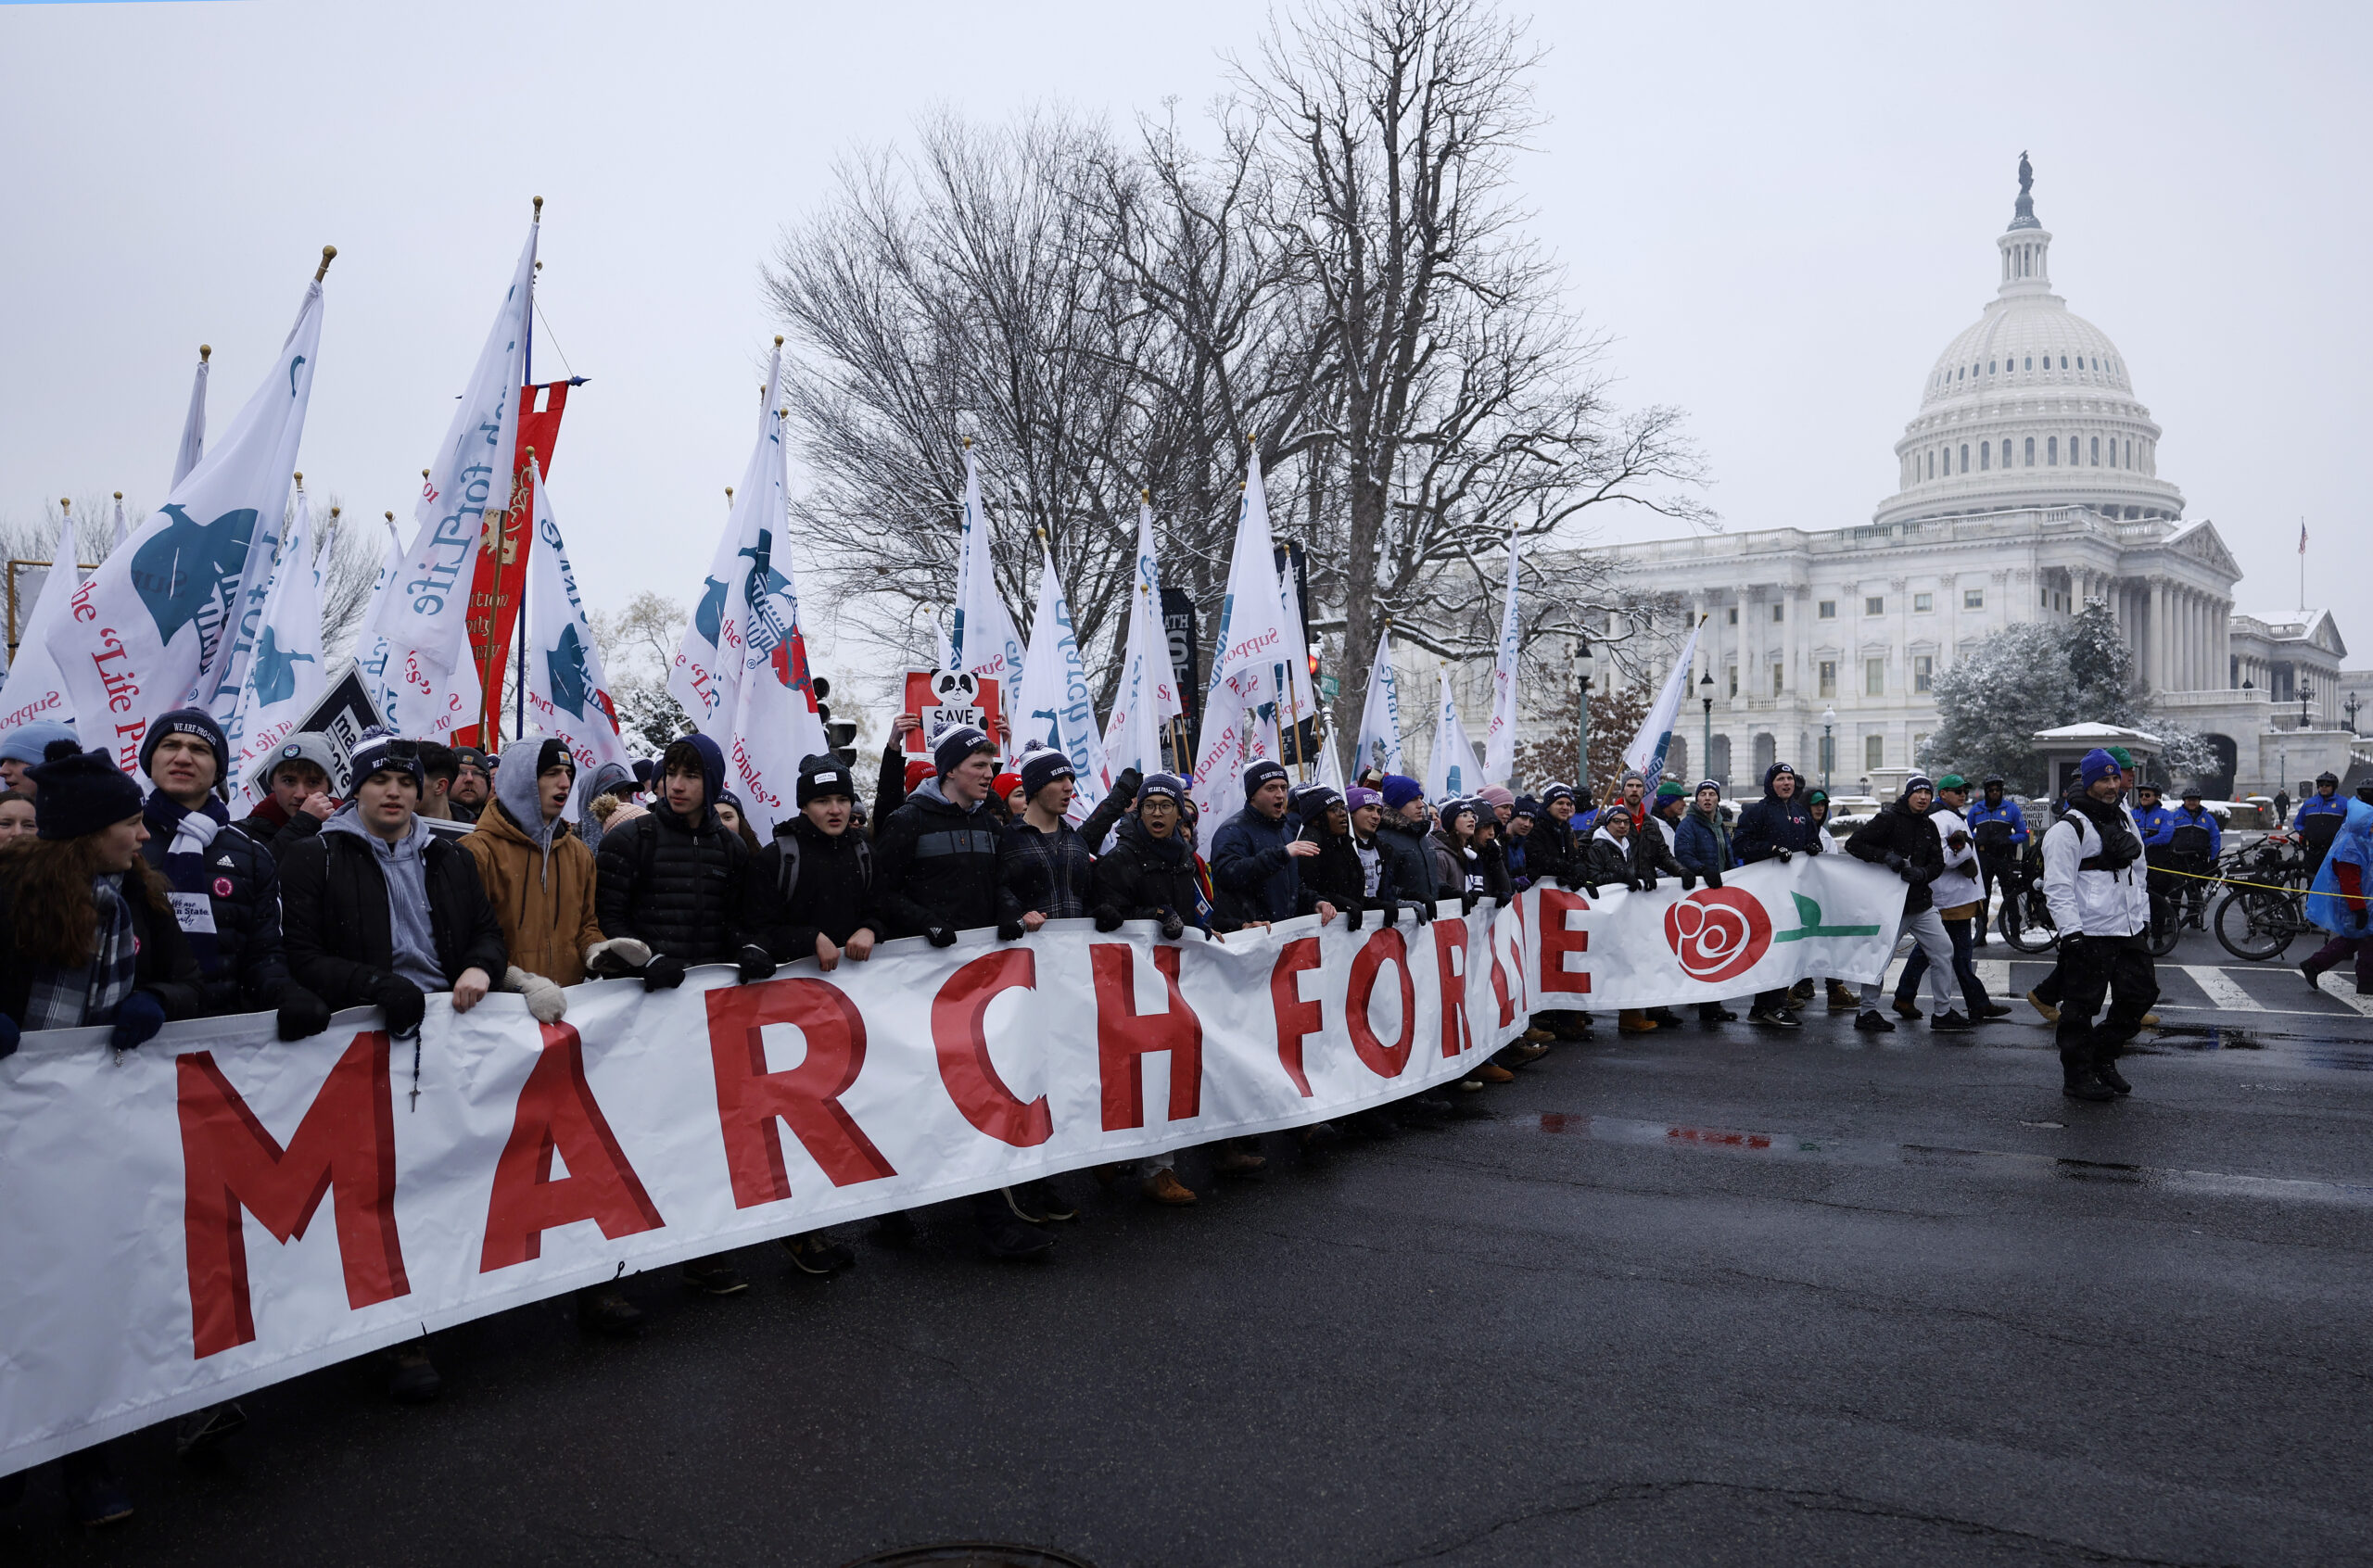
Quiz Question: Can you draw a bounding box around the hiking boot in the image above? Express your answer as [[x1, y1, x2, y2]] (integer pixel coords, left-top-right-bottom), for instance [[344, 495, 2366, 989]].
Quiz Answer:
[[60, 1454, 133, 1529], [2094, 1060, 2134, 1095], [388, 1345, 441, 1405], [1214, 1144, 1268, 1175], [1787, 979, 1816, 1004], [577, 1289, 647, 1336], [1854, 1009, 1895, 1033], [780, 1233, 857, 1276], [173, 1401, 247, 1459], [1702, 1006, 1740, 1027], [1522, 1027, 1555, 1043], [2140, 1011, 2162, 1028], [1646, 1006, 1688, 1028], [681, 1259, 750, 1297], [1892, 998, 1923, 1020], [1747, 1005, 1800, 1030], [1826, 981, 1861, 1011], [1930, 1010, 1973, 1033], [1476, 1061, 1518, 1082], [979, 1216, 1056, 1259], [2026, 989, 2060, 1025], [1549, 1014, 1594, 1040], [1143, 1168, 1198, 1205], [1504, 1042, 1549, 1063], [2302, 961, 2326, 992], [1617, 1011, 1657, 1033], [2062, 1069, 2115, 1102]]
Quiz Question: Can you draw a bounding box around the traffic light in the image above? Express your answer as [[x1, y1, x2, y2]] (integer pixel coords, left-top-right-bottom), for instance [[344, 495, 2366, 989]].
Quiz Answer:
[[813, 677, 858, 769]]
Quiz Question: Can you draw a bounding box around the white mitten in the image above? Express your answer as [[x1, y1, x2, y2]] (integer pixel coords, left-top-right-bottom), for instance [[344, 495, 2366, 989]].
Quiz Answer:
[[505, 965, 568, 1024], [584, 937, 653, 979]]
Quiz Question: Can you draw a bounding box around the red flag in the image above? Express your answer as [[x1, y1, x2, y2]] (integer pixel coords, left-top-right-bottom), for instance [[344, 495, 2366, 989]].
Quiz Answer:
[[457, 381, 574, 746]]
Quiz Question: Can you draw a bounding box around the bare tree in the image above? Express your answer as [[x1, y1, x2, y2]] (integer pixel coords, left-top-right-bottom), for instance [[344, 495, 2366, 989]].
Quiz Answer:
[[591, 590, 693, 753]]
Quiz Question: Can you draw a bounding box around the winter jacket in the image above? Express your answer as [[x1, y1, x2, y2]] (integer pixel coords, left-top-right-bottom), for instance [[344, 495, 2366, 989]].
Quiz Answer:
[[2304, 799, 2373, 939], [1926, 806, 1983, 911], [462, 765, 605, 987], [1966, 795, 2028, 849], [1428, 829, 1473, 901], [1092, 816, 1212, 929], [595, 798, 751, 965], [1528, 815, 1583, 889], [0, 867, 207, 1041], [1632, 820, 1685, 884], [1732, 765, 1824, 866], [872, 778, 1022, 939], [280, 813, 508, 1009], [1845, 784, 1948, 915], [1586, 828, 1679, 890], [140, 792, 295, 1015], [743, 816, 885, 960], [2167, 803, 2222, 861], [873, 735, 912, 835], [1374, 817, 1438, 910], [1004, 791, 1132, 920], [1674, 805, 1731, 878], [1298, 818, 1398, 913], [235, 794, 324, 854], [2132, 802, 2176, 848], [1211, 805, 1303, 926], [2041, 796, 2151, 938]]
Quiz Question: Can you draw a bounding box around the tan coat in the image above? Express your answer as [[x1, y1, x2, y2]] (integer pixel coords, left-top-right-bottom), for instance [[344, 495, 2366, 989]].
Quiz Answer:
[[462, 802, 604, 986]]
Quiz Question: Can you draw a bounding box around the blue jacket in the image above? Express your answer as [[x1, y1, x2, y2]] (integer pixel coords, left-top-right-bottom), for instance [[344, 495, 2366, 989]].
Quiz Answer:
[[1965, 796, 2028, 848], [1673, 806, 1731, 876], [1731, 765, 1822, 866], [2298, 791, 2348, 824], [2132, 802, 2176, 847], [1211, 805, 1302, 927], [2168, 803, 2222, 860], [2305, 799, 2373, 937]]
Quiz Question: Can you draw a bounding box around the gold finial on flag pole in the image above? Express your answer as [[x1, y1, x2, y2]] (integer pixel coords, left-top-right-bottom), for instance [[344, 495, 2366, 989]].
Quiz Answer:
[[314, 246, 336, 281]]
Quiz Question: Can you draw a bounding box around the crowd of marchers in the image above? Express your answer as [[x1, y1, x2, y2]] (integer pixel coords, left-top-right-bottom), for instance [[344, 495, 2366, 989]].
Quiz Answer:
[[6, 697, 2372, 1528]]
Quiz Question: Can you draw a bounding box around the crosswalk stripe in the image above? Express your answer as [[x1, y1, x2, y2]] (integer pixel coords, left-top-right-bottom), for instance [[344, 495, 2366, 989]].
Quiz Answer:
[[2314, 972, 2373, 1017], [1974, 959, 2010, 994], [2183, 966, 2265, 1012]]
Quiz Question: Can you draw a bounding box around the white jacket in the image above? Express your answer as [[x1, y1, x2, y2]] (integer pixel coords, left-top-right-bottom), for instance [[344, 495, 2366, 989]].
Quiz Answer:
[[1928, 806, 1983, 909], [2042, 803, 2151, 937]]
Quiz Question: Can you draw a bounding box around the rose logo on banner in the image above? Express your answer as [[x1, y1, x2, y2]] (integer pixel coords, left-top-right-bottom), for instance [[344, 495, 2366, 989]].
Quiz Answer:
[[1663, 887, 1773, 982]]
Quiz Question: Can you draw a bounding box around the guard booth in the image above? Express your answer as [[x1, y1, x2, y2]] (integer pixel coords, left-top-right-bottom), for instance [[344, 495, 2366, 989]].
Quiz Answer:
[[2032, 723, 2163, 797]]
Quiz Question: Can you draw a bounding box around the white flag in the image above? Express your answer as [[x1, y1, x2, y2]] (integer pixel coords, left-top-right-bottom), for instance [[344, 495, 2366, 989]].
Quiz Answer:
[[1424, 666, 1485, 801], [950, 447, 1025, 697], [51, 277, 321, 773], [222, 490, 324, 812], [111, 494, 130, 556], [1481, 530, 1523, 783], [1315, 717, 1347, 795], [1354, 626, 1406, 779], [1013, 547, 1108, 821], [521, 467, 632, 812], [1098, 499, 1185, 785], [370, 223, 537, 741], [1188, 449, 1296, 843], [0, 508, 83, 734], [670, 348, 785, 734], [1622, 617, 1707, 784], [354, 512, 405, 723], [172, 347, 209, 488]]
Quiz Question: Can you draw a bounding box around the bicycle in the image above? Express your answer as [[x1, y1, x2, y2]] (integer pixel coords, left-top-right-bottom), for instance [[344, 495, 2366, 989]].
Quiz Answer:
[[2212, 835, 2316, 962], [1996, 849, 2059, 954]]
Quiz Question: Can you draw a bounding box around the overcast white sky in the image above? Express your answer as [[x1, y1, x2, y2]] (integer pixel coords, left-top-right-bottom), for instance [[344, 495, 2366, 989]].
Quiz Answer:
[[4, 1, 2367, 689]]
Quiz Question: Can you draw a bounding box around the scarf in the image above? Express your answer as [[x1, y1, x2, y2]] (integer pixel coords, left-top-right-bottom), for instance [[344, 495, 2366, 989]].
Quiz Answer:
[[2068, 792, 2142, 869], [1120, 816, 1216, 930], [146, 790, 229, 975], [22, 876, 139, 1031]]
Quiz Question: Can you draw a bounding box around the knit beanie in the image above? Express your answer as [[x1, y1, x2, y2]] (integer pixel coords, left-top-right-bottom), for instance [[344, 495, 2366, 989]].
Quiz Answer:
[[30, 750, 144, 841], [1345, 785, 1383, 813], [797, 752, 856, 806], [1242, 758, 1288, 796], [137, 706, 230, 790], [1510, 794, 1540, 820], [992, 771, 1024, 803], [0, 719, 79, 767], [2077, 749, 2120, 789], [349, 728, 425, 790], [903, 756, 935, 792], [933, 723, 996, 778], [1018, 747, 1075, 803], [1138, 772, 1186, 808], [1540, 781, 1575, 809], [1379, 774, 1425, 811], [1478, 784, 1515, 810]]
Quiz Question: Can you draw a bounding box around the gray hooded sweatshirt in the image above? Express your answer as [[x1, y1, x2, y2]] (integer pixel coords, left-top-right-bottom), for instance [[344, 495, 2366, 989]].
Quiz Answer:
[[321, 803, 445, 993]]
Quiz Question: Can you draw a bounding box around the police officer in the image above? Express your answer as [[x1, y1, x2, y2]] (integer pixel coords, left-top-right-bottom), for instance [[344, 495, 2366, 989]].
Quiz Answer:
[[2167, 786, 2223, 929], [1964, 776, 2027, 946], [2297, 771, 2347, 876]]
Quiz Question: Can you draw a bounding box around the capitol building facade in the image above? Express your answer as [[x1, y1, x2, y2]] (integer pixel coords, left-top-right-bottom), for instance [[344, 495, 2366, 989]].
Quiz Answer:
[[1601, 159, 2359, 800]]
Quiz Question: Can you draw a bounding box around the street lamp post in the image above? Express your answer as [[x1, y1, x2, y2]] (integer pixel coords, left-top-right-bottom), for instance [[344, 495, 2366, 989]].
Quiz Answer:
[[1821, 705, 1837, 793], [2301, 681, 2316, 731], [1699, 671, 1715, 789], [2345, 690, 2362, 735], [1574, 634, 1595, 789]]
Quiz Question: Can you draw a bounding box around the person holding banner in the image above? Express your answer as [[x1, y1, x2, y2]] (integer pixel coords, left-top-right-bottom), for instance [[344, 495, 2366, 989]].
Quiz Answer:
[[1844, 777, 1963, 1034], [1008, 748, 1136, 921], [1732, 763, 1823, 1030], [236, 732, 338, 853], [1213, 760, 1322, 929]]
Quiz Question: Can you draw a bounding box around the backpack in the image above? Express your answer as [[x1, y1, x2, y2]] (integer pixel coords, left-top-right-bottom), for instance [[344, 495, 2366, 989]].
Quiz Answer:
[[772, 828, 870, 907]]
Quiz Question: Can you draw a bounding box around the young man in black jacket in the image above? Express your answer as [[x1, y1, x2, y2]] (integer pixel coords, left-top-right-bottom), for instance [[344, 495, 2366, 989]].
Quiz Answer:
[[1006, 747, 1136, 921], [1730, 762, 1821, 1030], [1844, 775, 1963, 1032], [235, 730, 338, 852], [277, 729, 505, 1406]]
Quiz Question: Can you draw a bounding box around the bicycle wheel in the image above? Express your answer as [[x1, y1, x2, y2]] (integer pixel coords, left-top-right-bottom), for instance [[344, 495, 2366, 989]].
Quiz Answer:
[[2147, 901, 2183, 958], [2000, 889, 2058, 953], [2214, 888, 2296, 962]]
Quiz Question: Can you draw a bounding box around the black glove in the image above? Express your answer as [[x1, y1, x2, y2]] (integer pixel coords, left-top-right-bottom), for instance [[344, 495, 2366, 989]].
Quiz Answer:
[[1460, 890, 1479, 915], [1636, 872, 1658, 893], [927, 925, 958, 948], [1581, 881, 1601, 900], [1911, 864, 1937, 885], [1112, 767, 1143, 802], [111, 991, 167, 1053], [275, 985, 333, 1042], [1679, 870, 1697, 891], [641, 953, 688, 992], [996, 917, 1026, 942], [737, 944, 778, 983], [1773, 847, 1794, 864], [374, 974, 427, 1036], [1883, 851, 1910, 874], [1344, 903, 1364, 931], [1705, 866, 1723, 890], [0, 1013, 18, 1060], [1093, 904, 1123, 933], [1158, 910, 1185, 941]]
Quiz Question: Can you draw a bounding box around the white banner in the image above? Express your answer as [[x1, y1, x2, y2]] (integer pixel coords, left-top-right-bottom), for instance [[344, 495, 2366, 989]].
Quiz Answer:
[[1097, 500, 1184, 788], [1624, 617, 1705, 784], [949, 447, 1026, 697], [0, 507, 82, 732], [1189, 449, 1297, 844], [1354, 626, 1405, 780], [1425, 664, 1485, 799], [0, 860, 1900, 1477], [520, 467, 633, 810], [668, 347, 783, 734], [1013, 548, 1107, 821]]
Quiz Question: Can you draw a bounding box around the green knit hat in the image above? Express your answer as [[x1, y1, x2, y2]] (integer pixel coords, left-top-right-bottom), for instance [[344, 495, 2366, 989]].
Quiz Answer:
[[1935, 773, 1967, 790], [1655, 780, 1687, 802], [2108, 746, 2134, 770]]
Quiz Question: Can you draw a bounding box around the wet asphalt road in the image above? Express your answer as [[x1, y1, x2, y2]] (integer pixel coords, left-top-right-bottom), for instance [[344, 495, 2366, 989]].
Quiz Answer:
[[11, 929, 2373, 1568]]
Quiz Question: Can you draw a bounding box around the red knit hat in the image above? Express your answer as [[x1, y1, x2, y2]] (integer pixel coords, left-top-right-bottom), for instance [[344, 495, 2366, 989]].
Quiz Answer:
[[993, 771, 1024, 802], [903, 757, 934, 792]]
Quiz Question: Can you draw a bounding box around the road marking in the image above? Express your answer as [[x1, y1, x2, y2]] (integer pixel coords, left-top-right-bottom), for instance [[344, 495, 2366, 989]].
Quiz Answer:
[[2314, 972, 2373, 1017], [2183, 966, 2265, 1012], [1975, 959, 2010, 993]]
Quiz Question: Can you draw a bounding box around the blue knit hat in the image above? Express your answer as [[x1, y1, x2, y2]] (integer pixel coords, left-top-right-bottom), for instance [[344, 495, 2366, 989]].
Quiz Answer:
[[2078, 748, 2121, 789], [1380, 774, 1425, 810], [0, 719, 79, 767], [1137, 772, 1186, 808]]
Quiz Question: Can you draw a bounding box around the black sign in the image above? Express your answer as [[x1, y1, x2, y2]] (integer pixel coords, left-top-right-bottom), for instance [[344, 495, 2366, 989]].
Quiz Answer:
[[247, 669, 386, 795], [1161, 587, 1201, 767]]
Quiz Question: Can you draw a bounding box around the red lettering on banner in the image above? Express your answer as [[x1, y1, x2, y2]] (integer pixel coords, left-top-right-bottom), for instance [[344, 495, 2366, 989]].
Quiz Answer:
[[931, 949, 1052, 1146], [1090, 943, 1201, 1130], [1269, 937, 1324, 1096], [177, 1033, 409, 1359], [1433, 917, 1472, 1057], [479, 1024, 666, 1271], [1537, 888, 1593, 995], [1489, 914, 1519, 1028], [706, 980, 896, 1207], [1344, 926, 1415, 1078]]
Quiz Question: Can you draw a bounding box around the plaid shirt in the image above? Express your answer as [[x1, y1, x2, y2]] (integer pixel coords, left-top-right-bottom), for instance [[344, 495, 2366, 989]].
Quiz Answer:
[[1004, 819, 1099, 919], [22, 877, 138, 1031]]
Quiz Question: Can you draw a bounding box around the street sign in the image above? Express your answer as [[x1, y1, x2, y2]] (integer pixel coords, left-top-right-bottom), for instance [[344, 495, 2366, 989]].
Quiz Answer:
[[902, 668, 1006, 756]]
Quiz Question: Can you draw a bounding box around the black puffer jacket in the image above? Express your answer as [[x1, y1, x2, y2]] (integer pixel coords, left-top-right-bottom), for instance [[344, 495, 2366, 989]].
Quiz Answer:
[[1375, 817, 1436, 909], [1296, 817, 1398, 915], [140, 796, 295, 1015], [742, 816, 883, 962], [1529, 814, 1583, 888], [595, 800, 751, 964], [872, 778, 1022, 938], [0, 867, 208, 1043], [279, 824, 507, 1009], [1846, 783, 1947, 915], [1732, 764, 1822, 865], [1092, 816, 1211, 929]]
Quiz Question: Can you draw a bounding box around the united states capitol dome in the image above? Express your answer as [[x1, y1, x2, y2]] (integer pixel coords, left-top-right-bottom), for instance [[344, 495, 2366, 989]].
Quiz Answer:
[[1873, 155, 2186, 528]]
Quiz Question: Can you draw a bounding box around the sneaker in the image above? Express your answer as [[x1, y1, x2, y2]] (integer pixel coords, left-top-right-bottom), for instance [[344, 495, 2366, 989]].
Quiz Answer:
[[1892, 998, 1923, 1020], [1646, 1006, 1688, 1027], [979, 1216, 1056, 1259], [2094, 1060, 2134, 1095], [1747, 1006, 1800, 1030], [1214, 1144, 1268, 1175], [60, 1457, 133, 1529], [2062, 1070, 2115, 1103], [2302, 962, 2326, 992], [1981, 1002, 2014, 1018], [1825, 982, 1861, 1011], [1142, 1168, 1198, 1205], [873, 1209, 920, 1246], [388, 1345, 441, 1405], [1476, 1061, 1518, 1082], [1854, 1009, 1896, 1033], [1457, 1075, 1485, 1092], [1930, 1010, 1973, 1033], [173, 1400, 248, 1458], [1013, 1179, 1077, 1222], [1396, 1094, 1454, 1126], [1296, 1120, 1341, 1151], [1549, 1014, 1594, 1041], [681, 1259, 750, 1297], [577, 1289, 647, 1336], [2026, 989, 2061, 1025], [780, 1233, 857, 1276], [1702, 1006, 1740, 1027]]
